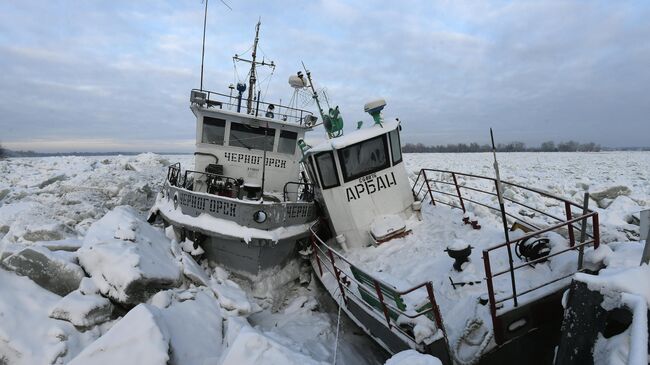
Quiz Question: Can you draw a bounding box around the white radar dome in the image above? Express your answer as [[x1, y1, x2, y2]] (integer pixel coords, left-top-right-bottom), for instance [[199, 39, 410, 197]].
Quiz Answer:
[[364, 98, 387, 114], [289, 74, 308, 89]]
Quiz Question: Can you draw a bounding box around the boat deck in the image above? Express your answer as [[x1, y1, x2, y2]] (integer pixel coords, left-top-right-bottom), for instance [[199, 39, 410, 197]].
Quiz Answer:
[[345, 203, 578, 347], [310, 168, 602, 360]]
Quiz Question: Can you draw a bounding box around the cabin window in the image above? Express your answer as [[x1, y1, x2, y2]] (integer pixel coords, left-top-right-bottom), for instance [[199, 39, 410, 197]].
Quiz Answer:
[[229, 122, 275, 151], [389, 128, 402, 164], [305, 157, 318, 185], [201, 117, 226, 145], [338, 134, 389, 182], [314, 151, 339, 189], [278, 130, 298, 154]]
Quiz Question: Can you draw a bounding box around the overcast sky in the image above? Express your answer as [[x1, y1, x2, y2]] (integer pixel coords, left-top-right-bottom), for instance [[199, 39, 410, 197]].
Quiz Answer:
[[1, 1, 649, 152]]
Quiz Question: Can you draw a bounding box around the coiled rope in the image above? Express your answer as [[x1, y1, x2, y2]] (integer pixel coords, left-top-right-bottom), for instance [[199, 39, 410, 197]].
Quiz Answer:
[[452, 307, 493, 365]]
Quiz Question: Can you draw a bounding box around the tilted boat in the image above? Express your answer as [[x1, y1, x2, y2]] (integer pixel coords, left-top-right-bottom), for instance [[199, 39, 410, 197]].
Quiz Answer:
[[299, 77, 603, 364], [148, 22, 318, 279]]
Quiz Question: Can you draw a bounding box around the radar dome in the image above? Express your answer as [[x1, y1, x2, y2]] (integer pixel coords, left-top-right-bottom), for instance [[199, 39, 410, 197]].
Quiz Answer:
[[289, 72, 308, 88]]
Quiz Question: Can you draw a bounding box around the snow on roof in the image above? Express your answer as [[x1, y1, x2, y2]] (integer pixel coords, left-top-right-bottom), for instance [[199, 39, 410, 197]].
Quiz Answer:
[[307, 119, 400, 154]]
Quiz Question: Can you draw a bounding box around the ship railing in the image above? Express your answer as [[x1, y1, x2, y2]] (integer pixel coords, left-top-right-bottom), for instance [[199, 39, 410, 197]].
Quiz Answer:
[[167, 163, 182, 187], [282, 181, 315, 202], [482, 213, 599, 344], [166, 164, 240, 198], [412, 168, 600, 344], [191, 88, 314, 126], [309, 221, 450, 348]]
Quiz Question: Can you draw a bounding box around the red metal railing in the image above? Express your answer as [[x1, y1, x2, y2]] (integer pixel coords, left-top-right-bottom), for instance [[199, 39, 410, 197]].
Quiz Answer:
[[412, 168, 601, 344], [310, 222, 449, 347]]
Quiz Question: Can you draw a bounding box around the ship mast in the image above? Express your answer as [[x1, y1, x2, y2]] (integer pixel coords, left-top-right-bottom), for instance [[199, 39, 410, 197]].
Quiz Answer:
[[246, 21, 260, 113], [233, 20, 274, 114]]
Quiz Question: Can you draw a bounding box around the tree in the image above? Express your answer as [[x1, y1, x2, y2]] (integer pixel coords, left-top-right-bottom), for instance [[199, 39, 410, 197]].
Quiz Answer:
[[0, 142, 5, 159], [540, 141, 556, 152], [558, 140, 579, 152]]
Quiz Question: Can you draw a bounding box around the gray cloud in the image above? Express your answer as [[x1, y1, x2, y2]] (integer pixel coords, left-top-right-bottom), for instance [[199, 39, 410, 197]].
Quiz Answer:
[[0, 0, 648, 152]]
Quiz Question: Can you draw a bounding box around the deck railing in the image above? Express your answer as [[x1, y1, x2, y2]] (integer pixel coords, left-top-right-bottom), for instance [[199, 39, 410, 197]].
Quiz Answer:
[[191, 88, 314, 125], [310, 221, 449, 348], [167, 164, 240, 197], [283, 181, 314, 202], [412, 168, 600, 344]]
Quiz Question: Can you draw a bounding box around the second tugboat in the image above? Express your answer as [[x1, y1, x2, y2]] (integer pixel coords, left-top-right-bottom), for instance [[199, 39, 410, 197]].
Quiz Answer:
[[301, 68, 604, 364]]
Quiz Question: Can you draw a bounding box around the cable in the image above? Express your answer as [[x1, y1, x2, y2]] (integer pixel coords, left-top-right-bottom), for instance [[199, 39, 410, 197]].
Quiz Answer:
[[332, 289, 343, 365]]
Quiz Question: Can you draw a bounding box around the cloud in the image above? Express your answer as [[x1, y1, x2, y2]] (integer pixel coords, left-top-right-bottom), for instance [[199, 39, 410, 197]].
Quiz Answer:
[[0, 0, 648, 151]]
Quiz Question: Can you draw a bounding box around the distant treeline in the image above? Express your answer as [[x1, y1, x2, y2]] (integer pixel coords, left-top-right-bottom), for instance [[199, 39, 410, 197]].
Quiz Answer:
[[403, 140, 606, 153], [1, 150, 188, 158]]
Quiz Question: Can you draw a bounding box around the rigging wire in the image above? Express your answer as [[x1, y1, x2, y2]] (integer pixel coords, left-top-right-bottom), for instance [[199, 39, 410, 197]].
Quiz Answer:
[[331, 287, 343, 365]]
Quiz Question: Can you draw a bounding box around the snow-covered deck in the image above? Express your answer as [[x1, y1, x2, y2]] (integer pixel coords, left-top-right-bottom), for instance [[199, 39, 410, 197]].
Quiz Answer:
[[310, 168, 603, 360]]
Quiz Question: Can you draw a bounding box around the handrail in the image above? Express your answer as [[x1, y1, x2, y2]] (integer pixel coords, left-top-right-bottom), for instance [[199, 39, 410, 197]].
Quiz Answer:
[[191, 88, 314, 125], [412, 168, 590, 212], [309, 221, 449, 348], [166, 164, 241, 197], [412, 168, 601, 345], [283, 181, 314, 202]]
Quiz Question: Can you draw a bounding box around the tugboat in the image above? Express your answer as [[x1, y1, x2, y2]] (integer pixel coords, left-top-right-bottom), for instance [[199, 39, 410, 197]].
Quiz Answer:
[[301, 68, 603, 364], [148, 22, 318, 279]]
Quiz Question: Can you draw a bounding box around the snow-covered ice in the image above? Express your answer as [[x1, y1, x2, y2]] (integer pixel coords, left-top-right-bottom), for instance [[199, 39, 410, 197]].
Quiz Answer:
[[0, 152, 647, 364], [48, 277, 114, 328], [77, 205, 183, 304]]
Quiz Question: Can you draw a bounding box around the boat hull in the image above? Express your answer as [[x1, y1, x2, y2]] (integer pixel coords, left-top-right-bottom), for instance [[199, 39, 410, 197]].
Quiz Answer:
[[149, 182, 316, 276], [310, 244, 566, 365]]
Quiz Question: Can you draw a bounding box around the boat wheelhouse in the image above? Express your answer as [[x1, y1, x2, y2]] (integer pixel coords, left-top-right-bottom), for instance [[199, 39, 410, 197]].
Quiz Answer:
[[302, 98, 603, 364], [149, 22, 318, 278], [303, 117, 416, 248]]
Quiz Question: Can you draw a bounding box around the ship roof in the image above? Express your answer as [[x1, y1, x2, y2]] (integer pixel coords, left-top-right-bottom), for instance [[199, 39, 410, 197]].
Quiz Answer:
[[306, 119, 400, 154]]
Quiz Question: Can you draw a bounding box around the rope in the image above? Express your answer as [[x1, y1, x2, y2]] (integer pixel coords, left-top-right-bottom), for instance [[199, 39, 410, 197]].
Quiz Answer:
[[451, 305, 493, 365], [332, 298, 342, 365], [262, 67, 275, 102], [331, 287, 343, 365]]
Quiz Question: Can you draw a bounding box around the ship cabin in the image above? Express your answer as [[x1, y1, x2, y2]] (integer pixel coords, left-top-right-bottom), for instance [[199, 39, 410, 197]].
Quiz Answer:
[[302, 118, 416, 249], [188, 89, 314, 202]]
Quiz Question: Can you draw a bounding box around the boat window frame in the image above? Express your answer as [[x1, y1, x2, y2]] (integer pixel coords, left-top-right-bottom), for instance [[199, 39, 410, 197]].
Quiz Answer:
[[228, 121, 276, 151], [389, 127, 403, 165], [201, 117, 227, 146], [314, 151, 340, 189], [305, 157, 318, 185], [277, 130, 298, 155], [337, 134, 390, 183]]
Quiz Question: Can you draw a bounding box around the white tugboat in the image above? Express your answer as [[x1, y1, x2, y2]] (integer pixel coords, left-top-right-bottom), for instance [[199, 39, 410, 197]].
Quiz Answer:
[[301, 68, 604, 364], [149, 22, 318, 278]]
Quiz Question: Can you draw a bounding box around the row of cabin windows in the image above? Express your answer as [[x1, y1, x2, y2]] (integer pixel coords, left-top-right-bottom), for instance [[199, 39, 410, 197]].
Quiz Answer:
[[309, 128, 402, 190], [201, 117, 298, 155]]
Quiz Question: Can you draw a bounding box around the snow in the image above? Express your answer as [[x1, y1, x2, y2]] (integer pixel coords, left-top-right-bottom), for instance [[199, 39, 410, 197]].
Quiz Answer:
[[0, 152, 647, 364], [574, 242, 649, 365], [149, 287, 225, 364], [48, 280, 114, 327], [384, 349, 442, 365], [77, 205, 182, 304], [404, 152, 649, 242], [220, 319, 327, 365], [68, 304, 171, 365], [154, 193, 312, 244], [0, 268, 102, 364], [307, 119, 400, 153], [2, 245, 86, 296]]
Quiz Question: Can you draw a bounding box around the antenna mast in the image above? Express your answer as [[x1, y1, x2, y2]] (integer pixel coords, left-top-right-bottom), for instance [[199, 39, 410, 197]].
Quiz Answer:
[[247, 20, 260, 113], [302, 62, 326, 124], [233, 20, 275, 114], [490, 128, 518, 307], [199, 0, 209, 91]]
